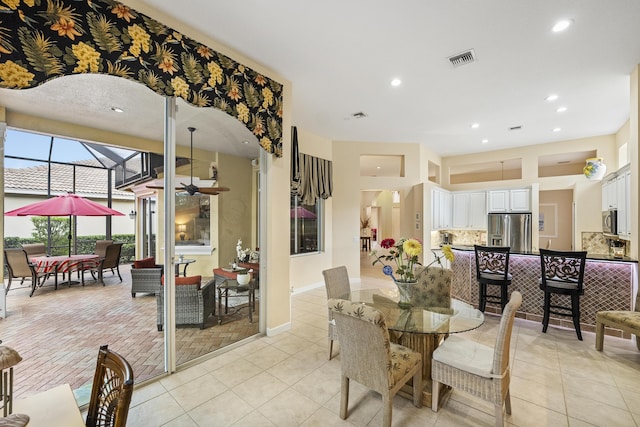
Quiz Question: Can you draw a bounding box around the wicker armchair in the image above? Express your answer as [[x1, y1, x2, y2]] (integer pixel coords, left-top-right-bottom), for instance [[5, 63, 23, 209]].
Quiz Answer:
[[328, 298, 422, 427], [130, 257, 163, 298], [431, 291, 522, 427], [322, 266, 351, 360], [156, 276, 216, 330]]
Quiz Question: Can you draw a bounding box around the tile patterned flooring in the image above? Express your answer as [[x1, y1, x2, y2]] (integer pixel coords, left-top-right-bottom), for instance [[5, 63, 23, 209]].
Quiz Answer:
[[126, 255, 640, 427]]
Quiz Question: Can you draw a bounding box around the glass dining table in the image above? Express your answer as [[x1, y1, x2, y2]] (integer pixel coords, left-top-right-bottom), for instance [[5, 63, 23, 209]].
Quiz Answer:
[[337, 287, 485, 407]]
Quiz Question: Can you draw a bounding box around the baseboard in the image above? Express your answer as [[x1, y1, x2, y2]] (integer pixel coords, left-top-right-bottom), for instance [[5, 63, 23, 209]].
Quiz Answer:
[[266, 321, 291, 337], [291, 282, 324, 295]]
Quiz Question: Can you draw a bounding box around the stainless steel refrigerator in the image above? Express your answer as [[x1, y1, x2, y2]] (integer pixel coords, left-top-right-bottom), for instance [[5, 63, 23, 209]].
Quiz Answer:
[[487, 212, 532, 252]]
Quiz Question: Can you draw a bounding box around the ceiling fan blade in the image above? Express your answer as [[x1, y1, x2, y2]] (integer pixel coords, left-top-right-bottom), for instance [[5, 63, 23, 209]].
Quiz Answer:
[[198, 187, 230, 195]]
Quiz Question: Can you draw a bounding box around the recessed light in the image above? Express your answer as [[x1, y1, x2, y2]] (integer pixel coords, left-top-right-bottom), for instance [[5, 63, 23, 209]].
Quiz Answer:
[[471, 123, 480, 129], [111, 106, 124, 113], [556, 106, 567, 113], [241, 140, 249, 144], [545, 94, 559, 102], [390, 78, 402, 87], [552, 19, 573, 33], [481, 139, 488, 144], [376, 166, 381, 169], [552, 127, 562, 132]]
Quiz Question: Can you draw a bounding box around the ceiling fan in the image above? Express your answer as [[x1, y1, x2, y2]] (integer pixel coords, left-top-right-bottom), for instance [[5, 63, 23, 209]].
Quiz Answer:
[[147, 127, 230, 196]]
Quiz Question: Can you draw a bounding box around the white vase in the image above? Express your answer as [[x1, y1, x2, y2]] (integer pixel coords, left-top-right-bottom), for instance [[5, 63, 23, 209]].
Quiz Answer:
[[237, 273, 251, 285]]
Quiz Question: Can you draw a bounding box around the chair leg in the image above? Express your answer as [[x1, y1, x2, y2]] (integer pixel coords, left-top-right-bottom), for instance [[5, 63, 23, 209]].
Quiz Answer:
[[116, 266, 122, 282], [329, 339, 334, 360], [6, 277, 12, 294], [431, 379, 440, 411], [571, 293, 582, 340], [542, 292, 550, 333], [495, 403, 504, 427], [382, 395, 392, 427], [479, 283, 486, 312], [595, 321, 605, 351], [504, 388, 512, 415], [340, 376, 349, 420], [501, 284, 509, 312], [412, 367, 422, 408]]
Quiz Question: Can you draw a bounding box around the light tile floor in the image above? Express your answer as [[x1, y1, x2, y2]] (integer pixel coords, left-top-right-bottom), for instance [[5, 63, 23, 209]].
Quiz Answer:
[[128, 258, 640, 426]]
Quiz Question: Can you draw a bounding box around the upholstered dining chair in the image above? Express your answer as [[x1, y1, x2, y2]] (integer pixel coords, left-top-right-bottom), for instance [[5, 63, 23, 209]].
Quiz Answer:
[[539, 249, 587, 340], [322, 266, 351, 360], [595, 288, 640, 352], [4, 248, 49, 296], [431, 291, 522, 427], [85, 345, 134, 427], [474, 245, 512, 312], [328, 298, 422, 427]]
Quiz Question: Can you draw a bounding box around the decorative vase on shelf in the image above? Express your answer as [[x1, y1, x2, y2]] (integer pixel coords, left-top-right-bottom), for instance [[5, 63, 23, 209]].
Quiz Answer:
[[394, 280, 417, 309], [583, 157, 607, 180]]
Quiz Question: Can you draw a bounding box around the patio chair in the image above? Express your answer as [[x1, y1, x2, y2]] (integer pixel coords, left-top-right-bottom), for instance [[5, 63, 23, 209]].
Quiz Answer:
[[4, 248, 49, 297], [156, 275, 216, 330], [130, 257, 163, 298], [94, 239, 113, 258], [87, 243, 123, 285], [85, 345, 134, 427], [20, 243, 47, 258]]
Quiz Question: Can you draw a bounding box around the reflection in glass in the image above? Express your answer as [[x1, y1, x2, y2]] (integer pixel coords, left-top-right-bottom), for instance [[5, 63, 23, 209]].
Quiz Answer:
[[175, 193, 210, 246], [290, 193, 321, 254]]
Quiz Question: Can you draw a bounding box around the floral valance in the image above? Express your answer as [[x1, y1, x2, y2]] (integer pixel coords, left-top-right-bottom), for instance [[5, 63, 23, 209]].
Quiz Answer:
[[0, 0, 283, 156]]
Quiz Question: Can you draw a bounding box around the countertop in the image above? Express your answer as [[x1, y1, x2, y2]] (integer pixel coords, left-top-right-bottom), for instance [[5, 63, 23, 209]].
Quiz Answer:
[[433, 245, 638, 263]]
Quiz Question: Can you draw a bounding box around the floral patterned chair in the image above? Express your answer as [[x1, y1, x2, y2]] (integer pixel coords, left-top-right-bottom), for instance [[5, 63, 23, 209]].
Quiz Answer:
[[596, 289, 640, 351], [411, 266, 452, 308], [328, 298, 422, 427]]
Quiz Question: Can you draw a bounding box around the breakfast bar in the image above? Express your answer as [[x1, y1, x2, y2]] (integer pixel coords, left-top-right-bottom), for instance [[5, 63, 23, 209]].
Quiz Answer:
[[449, 246, 638, 338]]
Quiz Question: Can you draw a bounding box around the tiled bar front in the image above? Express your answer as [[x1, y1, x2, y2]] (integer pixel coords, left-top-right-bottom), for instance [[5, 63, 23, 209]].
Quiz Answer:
[[451, 249, 638, 338]]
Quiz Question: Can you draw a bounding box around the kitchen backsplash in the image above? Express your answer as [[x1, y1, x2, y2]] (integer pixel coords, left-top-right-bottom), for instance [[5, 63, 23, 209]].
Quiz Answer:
[[430, 230, 486, 248], [582, 231, 628, 255]]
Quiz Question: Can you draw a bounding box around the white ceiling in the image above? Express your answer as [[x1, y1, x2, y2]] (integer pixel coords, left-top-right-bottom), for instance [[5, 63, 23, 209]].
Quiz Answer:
[[2, 1, 640, 160]]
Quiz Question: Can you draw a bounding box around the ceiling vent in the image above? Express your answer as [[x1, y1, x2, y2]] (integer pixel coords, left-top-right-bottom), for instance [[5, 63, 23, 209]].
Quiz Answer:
[[508, 125, 523, 131], [351, 112, 367, 119], [448, 49, 476, 67]]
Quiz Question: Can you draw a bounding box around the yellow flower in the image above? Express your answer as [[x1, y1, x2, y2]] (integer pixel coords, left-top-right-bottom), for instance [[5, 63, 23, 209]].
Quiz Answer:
[[171, 76, 189, 99], [259, 137, 272, 152], [2, 0, 19, 10], [261, 87, 273, 108], [0, 60, 34, 88], [207, 61, 223, 86], [402, 239, 422, 257], [236, 103, 249, 123], [72, 42, 100, 73], [442, 245, 455, 262], [128, 24, 150, 57]]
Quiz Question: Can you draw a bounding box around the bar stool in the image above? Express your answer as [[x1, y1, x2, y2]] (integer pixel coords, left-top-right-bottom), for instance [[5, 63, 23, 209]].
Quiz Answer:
[[474, 245, 512, 312], [539, 249, 587, 340]]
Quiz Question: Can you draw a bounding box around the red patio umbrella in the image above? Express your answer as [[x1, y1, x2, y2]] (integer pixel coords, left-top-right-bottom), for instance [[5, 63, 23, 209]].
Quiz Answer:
[[290, 206, 316, 219], [5, 193, 124, 256]]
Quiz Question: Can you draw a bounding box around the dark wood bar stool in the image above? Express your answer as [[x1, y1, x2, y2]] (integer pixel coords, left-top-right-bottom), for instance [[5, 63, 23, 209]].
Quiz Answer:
[[539, 249, 587, 340], [474, 245, 512, 313]]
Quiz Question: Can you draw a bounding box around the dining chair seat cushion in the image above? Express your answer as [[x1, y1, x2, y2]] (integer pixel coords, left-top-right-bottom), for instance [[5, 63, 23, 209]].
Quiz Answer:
[[480, 271, 512, 281], [134, 257, 157, 269], [597, 311, 640, 329], [389, 342, 422, 388], [538, 277, 579, 290], [432, 335, 495, 378]]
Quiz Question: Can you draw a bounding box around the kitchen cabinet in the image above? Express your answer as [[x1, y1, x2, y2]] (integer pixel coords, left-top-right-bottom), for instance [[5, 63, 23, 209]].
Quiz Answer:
[[452, 192, 486, 229], [488, 188, 530, 212], [602, 177, 617, 210], [432, 188, 451, 230], [616, 166, 631, 239]]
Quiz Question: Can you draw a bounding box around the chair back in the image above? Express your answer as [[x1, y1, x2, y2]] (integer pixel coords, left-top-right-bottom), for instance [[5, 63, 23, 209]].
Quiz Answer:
[[413, 266, 451, 308], [328, 298, 392, 393], [539, 249, 587, 291], [95, 240, 114, 258], [101, 243, 123, 269], [86, 345, 134, 427], [322, 266, 351, 299], [492, 291, 522, 377], [20, 243, 47, 257], [4, 249, 34, 278], [474, 245, 511, 282]]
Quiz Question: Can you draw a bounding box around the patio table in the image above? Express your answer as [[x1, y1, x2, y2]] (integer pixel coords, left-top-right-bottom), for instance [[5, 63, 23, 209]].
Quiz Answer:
[[31, 254, 100, 288]]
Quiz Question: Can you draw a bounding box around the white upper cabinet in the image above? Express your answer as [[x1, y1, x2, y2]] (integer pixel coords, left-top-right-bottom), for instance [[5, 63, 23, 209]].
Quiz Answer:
[[602, 176, 617, 210], [488, 188, 530, 212], [453, 192, 486, 229], [432, 188, 452, 230]]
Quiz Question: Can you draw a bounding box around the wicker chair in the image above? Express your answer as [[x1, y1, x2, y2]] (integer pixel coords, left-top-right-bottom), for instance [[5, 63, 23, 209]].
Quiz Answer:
[[156, 276, 216, 330], [596, 289, 640, 351], [328, 298, 422, 427], [130, 257, 163, 298], [4, 248, 49, 296], [322, 266, 351, 360], [85, 345, 134, 427], [431, 291, 522, 427], [88, 243, 123, 285]]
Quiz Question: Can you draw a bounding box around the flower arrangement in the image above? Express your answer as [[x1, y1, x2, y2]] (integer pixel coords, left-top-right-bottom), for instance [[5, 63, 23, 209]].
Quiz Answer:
[[371, 238, 454, 283], [236, 239, 257, 262]]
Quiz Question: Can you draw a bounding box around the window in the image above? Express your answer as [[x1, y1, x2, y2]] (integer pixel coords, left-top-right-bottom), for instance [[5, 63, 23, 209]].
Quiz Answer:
[[290, 194, 322, 254], [175, 194, 210, 247]]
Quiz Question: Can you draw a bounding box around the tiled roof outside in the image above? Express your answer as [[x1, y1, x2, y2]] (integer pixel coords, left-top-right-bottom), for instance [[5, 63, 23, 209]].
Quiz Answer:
[[4, 161, 133, 199]]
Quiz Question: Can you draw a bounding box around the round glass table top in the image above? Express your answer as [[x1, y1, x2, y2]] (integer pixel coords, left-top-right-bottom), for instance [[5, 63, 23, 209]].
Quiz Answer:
[[339, 288, 484, 335]]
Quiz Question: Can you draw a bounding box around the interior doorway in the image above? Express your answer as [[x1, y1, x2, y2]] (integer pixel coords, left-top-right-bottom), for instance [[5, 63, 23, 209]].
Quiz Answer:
[[539, 189, 573, 250]]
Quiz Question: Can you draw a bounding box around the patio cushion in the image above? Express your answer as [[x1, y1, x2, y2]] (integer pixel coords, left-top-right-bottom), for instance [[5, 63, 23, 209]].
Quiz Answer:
[[134, 257, 156, 269], [161, 275, 201, 289]]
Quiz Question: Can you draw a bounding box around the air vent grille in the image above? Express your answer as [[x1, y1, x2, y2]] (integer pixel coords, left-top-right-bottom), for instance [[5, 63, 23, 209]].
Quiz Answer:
[[508, 125, 523, 131], [448, 49, 476, 67], [352, 112, 367, 119]]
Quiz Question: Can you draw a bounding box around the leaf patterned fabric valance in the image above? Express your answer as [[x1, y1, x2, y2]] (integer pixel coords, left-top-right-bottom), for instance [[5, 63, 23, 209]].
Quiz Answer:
[[0, 0, 283, 156]]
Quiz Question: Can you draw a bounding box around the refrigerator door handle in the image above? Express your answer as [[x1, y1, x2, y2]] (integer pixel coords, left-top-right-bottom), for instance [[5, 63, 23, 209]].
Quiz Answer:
[[504, 214, 510, 248]]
